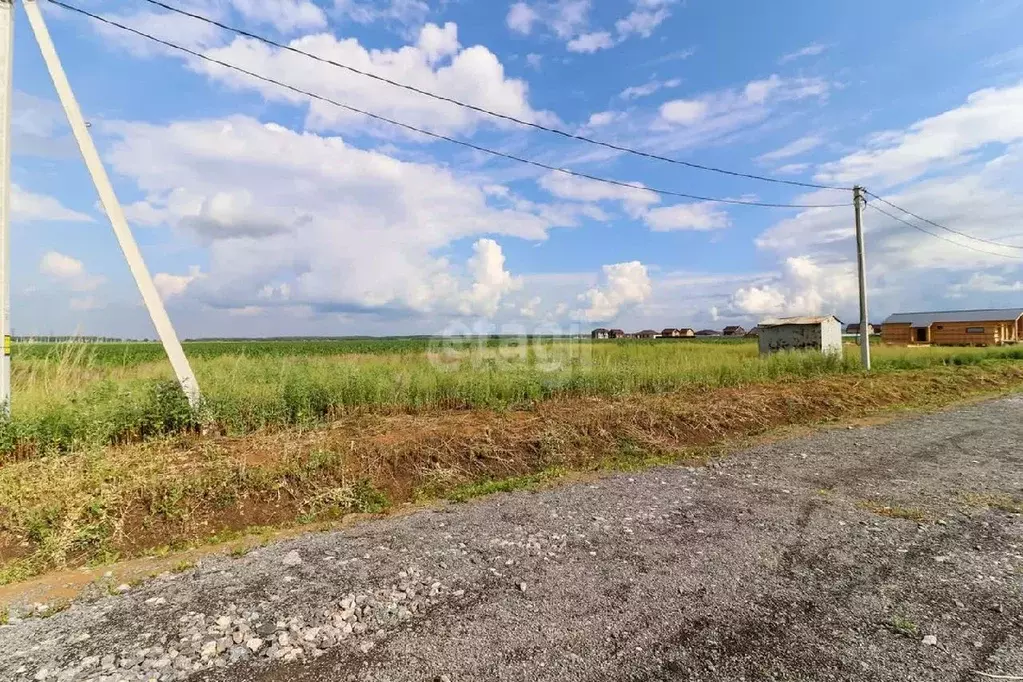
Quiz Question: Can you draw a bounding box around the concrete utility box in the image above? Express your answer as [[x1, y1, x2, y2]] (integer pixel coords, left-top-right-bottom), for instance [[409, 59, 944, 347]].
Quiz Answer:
[[757, 315, 843, 356]]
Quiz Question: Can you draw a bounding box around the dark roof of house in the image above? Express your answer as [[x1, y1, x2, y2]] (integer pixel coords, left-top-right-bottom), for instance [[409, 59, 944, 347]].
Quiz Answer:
[[883, 308, 1023, 327], [592, 328, 609, 332], [661, 328, 678, 333], [695, 329, 720, 335], [638, 329, 658, 335]]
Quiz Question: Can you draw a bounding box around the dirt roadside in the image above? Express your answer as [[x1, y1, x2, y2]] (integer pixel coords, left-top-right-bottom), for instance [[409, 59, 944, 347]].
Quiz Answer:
[[1, 395, 1022, 681]]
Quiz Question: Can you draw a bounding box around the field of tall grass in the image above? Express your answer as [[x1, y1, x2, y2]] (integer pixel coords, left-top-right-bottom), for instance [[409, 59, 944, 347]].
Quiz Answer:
[[4, 337, 1023, 583], [5, 337, 1023, 457]]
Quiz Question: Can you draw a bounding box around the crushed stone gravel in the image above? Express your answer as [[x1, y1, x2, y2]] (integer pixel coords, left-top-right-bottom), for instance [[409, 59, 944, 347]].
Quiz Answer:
[[1, 396, 1022, 681]]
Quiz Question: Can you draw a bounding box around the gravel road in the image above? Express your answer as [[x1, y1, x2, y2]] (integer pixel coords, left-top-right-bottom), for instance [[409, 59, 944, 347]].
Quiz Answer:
[[2, 396, 1022, 682]]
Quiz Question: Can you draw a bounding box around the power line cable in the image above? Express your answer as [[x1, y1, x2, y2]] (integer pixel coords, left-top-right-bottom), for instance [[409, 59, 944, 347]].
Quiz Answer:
[[865, 202, 1023, 260], [136, 0, 851, 193], [46, 0, 850, 210], [865, 190, 1023, 250]]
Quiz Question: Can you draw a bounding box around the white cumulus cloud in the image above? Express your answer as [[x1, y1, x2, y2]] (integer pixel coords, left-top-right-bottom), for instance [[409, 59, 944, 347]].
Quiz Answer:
[[659, 99, 709, 125], [567, 31, 614, 53], [39, 251, 85, 279], [459, 239, 523, 316], [619, 78, 681, 101], [538, 172, 658, 216], [507, 2, 540, 33], [13, 185, 93, 223], [950, 272, 1023, 294], [166, 22, 552, 137], [730, 256, 855, 318], [584, 111, 624, 128], [155, 266, 206, 300], [507, 0, 674, 53], [91, 4, 226, 58], [815, 82, 1023, 187], [519, 295, 542, 318], [39, 251, 104, 292], [659, 75, 829, 133], [760, 144, 1023, 274], [229, 0, 327, 33], [756, 135, 824, 163], [103, 115, 577, 318], [644, 203, 731, 232], [615, 6, 671, 39], [574, 261, 652, 322]]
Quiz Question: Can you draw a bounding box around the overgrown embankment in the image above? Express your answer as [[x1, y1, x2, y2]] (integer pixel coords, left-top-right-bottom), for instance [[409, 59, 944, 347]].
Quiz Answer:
[[2, 363, 1022, 583]]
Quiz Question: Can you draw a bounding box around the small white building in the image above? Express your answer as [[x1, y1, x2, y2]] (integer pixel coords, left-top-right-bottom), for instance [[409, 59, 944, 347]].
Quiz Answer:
[[758, 315, 843, 356]]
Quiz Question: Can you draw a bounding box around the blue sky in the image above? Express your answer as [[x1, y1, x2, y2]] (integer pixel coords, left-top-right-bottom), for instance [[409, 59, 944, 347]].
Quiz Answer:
[[9, 0, 1023, 337]]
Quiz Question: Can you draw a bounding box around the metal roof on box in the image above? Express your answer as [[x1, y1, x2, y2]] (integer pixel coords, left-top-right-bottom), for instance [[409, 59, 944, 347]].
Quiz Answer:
[[758, 315, 842, 327], [883, 308, 1023, 327]]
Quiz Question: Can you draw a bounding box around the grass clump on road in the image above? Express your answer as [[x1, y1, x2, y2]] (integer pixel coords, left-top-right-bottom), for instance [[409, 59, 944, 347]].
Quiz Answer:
[[443, 469, 567, 504], [857, 501, 929, 523], [959, 493, 1023, 514], [886, 615, 920, 638]]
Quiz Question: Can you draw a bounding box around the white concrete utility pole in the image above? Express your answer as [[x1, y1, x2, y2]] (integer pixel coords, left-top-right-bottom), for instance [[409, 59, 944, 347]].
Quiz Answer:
[[853, 186, 871, 371], [22, 0, 201, 408], [0, 0, 12, 415]]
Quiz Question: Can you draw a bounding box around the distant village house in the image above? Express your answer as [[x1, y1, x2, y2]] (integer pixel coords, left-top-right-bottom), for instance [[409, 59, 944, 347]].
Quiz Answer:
[[591, 325, 765, 341]]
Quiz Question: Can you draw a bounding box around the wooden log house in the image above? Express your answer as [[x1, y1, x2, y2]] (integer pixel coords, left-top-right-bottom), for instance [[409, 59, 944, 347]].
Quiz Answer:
[[881, 308, 1023, 346]]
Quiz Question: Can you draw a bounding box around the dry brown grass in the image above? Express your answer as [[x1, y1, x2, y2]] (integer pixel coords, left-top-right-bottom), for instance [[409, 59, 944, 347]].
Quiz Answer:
[[856, 501, 929, 523], [958, 493, 1023, 515], [2, 363, 1022, 583]]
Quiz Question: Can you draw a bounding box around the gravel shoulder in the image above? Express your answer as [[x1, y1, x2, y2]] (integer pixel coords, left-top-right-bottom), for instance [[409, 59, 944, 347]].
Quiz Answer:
[[2, 396, 1022, 682]]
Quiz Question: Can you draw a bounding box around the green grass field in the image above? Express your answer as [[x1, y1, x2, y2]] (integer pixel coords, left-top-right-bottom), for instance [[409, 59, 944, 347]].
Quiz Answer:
[[4, 337, 1023, 582], [5, 337, 1023, 457]]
